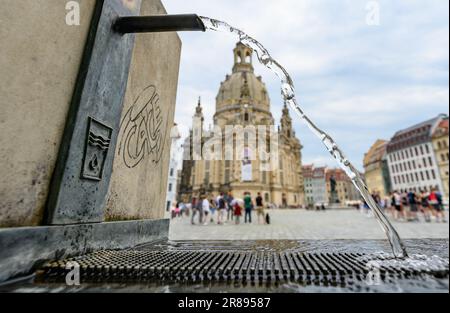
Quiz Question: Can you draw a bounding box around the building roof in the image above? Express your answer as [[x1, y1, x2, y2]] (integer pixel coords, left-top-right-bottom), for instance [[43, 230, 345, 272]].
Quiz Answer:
[[386, 114, 447, 153], [215, 42, 270, 113], [433, 117, 449, 138], [312, 167, 326, 179], [326, 168, 350, 182], [302, 164, 314, 178]]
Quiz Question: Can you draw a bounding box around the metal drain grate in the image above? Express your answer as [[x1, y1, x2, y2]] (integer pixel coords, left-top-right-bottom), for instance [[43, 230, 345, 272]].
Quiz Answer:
[[38, 250, 449, 285]]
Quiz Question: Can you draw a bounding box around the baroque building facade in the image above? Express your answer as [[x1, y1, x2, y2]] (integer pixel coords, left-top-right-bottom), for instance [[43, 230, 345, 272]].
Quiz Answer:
[[363, 139, 392, 198], [386, 114, 446, 194], [432, 117, 449, 200], [179, 43, 305, 207]]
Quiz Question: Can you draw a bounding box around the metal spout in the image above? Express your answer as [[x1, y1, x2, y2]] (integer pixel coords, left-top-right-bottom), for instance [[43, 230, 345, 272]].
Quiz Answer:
[[113, 14, 206, 34]]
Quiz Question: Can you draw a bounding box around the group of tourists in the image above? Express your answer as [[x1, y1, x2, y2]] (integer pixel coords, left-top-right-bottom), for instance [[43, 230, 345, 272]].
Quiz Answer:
[[171, 192, 270, 226], [366, 188, 447, 223]]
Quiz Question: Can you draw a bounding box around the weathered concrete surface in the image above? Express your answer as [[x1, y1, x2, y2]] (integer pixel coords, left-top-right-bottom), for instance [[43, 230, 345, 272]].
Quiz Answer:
[[46, 0, 143, 225], [0, 0, 181, 227], [105, 0, 182, 221], [0, 0, 96, 227], [0, 218, 169, 282]]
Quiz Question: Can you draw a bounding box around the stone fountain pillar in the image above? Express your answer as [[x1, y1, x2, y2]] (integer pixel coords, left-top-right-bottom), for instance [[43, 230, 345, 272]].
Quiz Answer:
[[0, 0, 181, 282]]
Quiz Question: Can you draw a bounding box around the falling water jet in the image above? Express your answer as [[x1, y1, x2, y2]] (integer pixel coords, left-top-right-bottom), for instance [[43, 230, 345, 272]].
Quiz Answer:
[[199, 16, 408, 259]]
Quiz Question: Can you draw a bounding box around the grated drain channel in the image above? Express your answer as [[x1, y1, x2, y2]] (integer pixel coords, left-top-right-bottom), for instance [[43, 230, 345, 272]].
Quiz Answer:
[[38, 250, 449, 285]]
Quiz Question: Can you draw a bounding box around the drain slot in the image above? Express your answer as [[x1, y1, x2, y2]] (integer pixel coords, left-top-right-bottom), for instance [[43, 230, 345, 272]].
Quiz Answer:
[[38, 250, 449, 286]]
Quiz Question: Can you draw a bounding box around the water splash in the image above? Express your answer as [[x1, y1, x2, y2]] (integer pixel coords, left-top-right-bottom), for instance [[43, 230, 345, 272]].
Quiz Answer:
[[200, 16, 408, 259], [360, 252, 449, 277]]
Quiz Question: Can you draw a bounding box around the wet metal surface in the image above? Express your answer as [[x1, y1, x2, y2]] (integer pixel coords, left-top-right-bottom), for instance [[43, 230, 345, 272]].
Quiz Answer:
[[2, 239, 449, 293]]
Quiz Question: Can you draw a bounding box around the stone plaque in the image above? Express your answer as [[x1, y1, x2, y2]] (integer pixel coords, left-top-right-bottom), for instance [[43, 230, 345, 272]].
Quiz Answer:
[[81, 117, 112, 181]]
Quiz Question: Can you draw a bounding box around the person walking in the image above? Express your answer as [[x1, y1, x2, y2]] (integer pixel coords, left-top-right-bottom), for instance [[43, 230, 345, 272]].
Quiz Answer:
[[202, 195, 211, 225], [255, 192, 265, 224], [429, 188, 446, 223], [233, 199, 243, 225], [393, 191, 406, 220], [407, 190, 419, 222], [389, 192, 396, 218], [226, 192, 234, 221], [244, 192, 253, 224], [217, 193, 226, 225], [191, 197, 202, 225], [419, 190, 431, 222]]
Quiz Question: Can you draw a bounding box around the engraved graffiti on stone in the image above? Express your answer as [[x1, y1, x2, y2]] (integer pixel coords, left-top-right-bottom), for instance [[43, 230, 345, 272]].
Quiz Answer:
[[118, 85, 164, 168], [81, 117, 112, 181]]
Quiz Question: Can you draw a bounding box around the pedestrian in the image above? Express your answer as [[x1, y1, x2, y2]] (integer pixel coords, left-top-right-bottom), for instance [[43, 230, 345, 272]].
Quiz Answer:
[[190, 198, 196, 225], [217, 193, 226, 225], [174, 202, 181, 218], [244, 192, 253, 223], [255, 192, 265, 224], [233, 199, 243, 225], [170, 202, 177, 219], [226, 192, 234, 221], [429, 188, 446, 223], [389, 192, 396, 218], [202, 195, 211, 225], [209, 195, 216, 223], [191, 197, 202, 225], [393, 190, 406, 220], [419, 190, 431, 222], [407, 190, 419, 222]]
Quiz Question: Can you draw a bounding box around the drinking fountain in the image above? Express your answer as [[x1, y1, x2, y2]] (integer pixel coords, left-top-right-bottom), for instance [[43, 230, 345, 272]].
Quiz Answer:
[[0, 0, 447, 292]]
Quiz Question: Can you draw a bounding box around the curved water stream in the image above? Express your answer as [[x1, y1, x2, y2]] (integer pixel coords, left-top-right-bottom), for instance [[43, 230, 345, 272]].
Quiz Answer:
[[199, 16, 408, 259]]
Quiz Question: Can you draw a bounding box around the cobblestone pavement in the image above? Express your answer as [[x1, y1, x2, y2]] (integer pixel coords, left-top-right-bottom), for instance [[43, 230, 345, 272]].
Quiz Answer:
[[169, 209, 449, 241]]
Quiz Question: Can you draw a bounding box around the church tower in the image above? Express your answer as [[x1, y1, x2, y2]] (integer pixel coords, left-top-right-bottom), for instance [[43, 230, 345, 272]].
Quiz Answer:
[[181, 43, 305, 207], [281, 104, 294, 139]]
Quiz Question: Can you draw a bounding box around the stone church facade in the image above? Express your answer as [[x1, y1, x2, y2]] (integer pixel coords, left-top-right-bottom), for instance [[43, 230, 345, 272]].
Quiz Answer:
[[179, 43, 305, 207]]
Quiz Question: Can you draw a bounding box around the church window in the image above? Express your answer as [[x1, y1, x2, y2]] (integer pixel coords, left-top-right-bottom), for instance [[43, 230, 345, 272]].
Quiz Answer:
[[244, 112, 249, 122], [245, 52, 251, 63]]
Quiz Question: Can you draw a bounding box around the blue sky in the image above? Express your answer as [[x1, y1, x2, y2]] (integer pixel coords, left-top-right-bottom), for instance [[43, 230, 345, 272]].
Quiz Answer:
[[163, 0, 449, 170]]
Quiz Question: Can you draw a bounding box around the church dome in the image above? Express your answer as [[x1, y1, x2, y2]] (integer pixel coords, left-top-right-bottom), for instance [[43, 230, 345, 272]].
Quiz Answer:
[[216, 42, 271, 114]]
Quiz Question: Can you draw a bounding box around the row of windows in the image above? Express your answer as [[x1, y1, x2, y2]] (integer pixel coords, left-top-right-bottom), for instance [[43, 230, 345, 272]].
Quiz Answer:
[[389, 144, 430, 163], [437, 140, 448, 150], [393, 169, 437, 185], [391, 157, 434, 174]]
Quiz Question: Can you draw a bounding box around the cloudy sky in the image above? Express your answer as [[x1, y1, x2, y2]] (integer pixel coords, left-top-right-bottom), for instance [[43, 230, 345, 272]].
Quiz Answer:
[[163, 0, 449, 170]]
